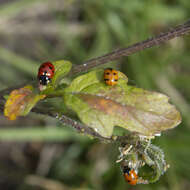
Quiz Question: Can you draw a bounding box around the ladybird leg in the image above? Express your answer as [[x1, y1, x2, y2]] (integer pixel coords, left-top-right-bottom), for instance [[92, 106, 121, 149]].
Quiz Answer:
[[116, 147, 125, 163], [116, 145, 133, 163], [123, 145, 133, 155]]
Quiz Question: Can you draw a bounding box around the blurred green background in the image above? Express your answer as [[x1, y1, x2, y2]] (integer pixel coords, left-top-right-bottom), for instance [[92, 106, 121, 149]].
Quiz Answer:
[[0, 0, 190, 189]]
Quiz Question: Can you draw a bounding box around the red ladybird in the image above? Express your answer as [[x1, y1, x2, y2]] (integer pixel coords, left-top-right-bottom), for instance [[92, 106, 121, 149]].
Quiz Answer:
[[123, 166, 138, 185], [38, 61, 55, 86]]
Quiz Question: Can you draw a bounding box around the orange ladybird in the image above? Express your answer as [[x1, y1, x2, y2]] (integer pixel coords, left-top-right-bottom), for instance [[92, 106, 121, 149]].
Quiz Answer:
[[104, 68, 118, 86], [123, 166, 138, 185]]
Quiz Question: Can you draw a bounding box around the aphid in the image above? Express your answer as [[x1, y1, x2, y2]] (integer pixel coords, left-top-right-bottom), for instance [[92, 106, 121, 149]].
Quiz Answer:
[[38, 61, 55, 86], [123, 166, 138, 185], [104, 68, 118, 86]]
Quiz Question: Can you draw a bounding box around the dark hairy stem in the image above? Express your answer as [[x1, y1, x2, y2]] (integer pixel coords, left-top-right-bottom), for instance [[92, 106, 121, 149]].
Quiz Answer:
[[69, 19, 190, 76], [32, 107, 114, 142], [37, 111, 129, 143]]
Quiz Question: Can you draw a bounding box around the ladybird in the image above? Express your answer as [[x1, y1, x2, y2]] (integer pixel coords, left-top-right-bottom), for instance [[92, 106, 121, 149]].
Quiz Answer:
[[38, 61, 55, 86], [104, 68, 118, 86], [123, 166, 138, 185]]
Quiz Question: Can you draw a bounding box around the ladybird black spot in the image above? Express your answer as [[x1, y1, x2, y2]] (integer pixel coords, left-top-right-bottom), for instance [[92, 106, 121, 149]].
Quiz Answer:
[[42, 65, 45, 68], [106, 72, 110, 75], [113, 72, 117, 75], [127, 180, 131, 183], [39, 75, 51, 85], [114, 79, 118, 81], [49, 66, 52, 70], [104, 79, 109, 81]]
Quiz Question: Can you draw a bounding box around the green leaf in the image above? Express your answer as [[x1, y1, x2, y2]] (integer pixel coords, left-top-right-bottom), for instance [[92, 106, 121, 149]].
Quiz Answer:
[[52, 60, 72, 86], [64, 69, 181, 137]]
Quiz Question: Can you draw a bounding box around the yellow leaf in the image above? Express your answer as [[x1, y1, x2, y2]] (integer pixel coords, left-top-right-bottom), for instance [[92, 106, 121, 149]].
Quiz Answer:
[[4, 85, 45, 120]]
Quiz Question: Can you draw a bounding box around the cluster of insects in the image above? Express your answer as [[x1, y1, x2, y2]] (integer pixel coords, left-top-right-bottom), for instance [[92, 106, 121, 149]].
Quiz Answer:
[[37, 62, 170, 185], [4, 19, 185, 187], [1, 60, 176, 186], [38, 62, 143, 183]]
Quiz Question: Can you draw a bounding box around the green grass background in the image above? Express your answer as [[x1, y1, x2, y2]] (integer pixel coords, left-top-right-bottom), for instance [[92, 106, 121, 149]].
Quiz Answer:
[[0, 0, 190, 189]]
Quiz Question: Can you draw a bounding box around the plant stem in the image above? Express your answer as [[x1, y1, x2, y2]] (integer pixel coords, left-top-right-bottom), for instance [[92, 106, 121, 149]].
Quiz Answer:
[[69, 19, 190, 76], [32, 107, 113, 142]]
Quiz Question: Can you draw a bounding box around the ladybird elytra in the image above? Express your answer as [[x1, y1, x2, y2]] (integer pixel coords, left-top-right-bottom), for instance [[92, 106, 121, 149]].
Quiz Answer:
[[104, 68, 118, 86], [38, 61, 55, 86], [123, 166, 138, 185]]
